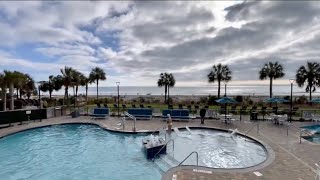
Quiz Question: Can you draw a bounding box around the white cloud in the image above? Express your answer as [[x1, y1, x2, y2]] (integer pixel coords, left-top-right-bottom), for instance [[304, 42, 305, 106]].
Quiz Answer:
[[0, 1, 320, 87]]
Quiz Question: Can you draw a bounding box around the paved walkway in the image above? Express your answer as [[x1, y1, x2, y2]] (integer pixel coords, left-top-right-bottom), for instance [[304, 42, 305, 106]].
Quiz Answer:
[[0, 115, 319, 180]]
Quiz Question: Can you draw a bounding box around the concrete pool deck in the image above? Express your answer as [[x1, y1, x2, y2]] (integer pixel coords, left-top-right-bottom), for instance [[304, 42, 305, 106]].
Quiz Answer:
[[0, 115, 319, 180]]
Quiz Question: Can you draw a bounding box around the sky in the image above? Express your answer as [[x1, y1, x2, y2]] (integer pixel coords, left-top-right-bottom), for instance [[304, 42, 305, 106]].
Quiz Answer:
[[0, 1, 319, 87]]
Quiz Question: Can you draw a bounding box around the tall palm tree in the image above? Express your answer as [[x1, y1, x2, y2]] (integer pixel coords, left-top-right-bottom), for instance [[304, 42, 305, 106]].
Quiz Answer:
[[89, 67, 106, 101], [166, 73, 175, 104], [60, 66, 74, 105], [296, 62, 320, 101], [259, 62, 285, 98], [3, 71, 22, 110], [157, 73, 168, 103], [207, 64, 232, 98], [157, 73, 175, 104], [21, 74, 36, 99]]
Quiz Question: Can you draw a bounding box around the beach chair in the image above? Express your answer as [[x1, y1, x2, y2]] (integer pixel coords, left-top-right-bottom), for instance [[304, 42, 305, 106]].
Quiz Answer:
[[292, 107, 299, 115], [90, 108, 109, 119], [278, 114, 288, 125], [178, 104, 183, 109], [147, 105, 152, 109], [122, 104, 127, 109], [204, 105, 209, 109], [302, 111, 313, 121], [113, 104, 118, 109], [311, 114, 320, 122], [97, 103, 101, 108], [168, 104, 173, 109], [132, 104, 136, 108], [140, 104, 144, 108], [103, 103, 108, 108], [250, 106, 257, 112]]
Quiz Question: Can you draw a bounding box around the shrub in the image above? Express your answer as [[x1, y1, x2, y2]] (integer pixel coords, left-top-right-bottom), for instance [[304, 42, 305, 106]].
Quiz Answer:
[[235, 96, 243, 103], [207, 96, 218, 105]]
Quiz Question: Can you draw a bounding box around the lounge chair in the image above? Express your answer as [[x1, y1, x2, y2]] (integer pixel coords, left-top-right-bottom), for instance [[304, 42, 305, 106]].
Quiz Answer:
[[122, 104, 127, 109], [140, 104, 144, 108], [187, 105, 192, 111], [168, 104, 173, 109], [103, 103, 108, 108], [127, 108, 152, 120], [113, 104, 118, 109], [204, 105, 209, 109], [272, 107, 278, 114], [90, 108, 109, 119], [132, 104, 136, 108], [97, 103, 101, 108], [178, 104, 183, 109]]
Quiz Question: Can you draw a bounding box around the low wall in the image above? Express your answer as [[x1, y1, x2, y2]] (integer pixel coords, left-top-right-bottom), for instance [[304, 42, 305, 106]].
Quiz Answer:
[[0, 106, 67, 125]]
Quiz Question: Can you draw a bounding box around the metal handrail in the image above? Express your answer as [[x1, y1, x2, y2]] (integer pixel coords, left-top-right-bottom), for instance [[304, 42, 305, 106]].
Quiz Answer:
[[150, 125, 167, 136], [152, 139, 174, 161], [179, 151, 199, 166], [288, 123, 314, 136], [124, 111, 136, 132], [244, 123, 259, 136]]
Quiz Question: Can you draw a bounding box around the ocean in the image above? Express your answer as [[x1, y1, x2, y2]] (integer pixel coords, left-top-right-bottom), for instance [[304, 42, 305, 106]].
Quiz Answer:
[[45, 85, 320, 97]]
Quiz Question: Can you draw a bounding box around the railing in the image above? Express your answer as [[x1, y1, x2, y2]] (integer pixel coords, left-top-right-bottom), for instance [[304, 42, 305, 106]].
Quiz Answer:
[[150, 125, 167, 141], [152, 139, 175, 161], [244, 123, 259, 136], [124, 111, 136, 132], [179, 151, 199, 166], [287, 123, 314, 143]]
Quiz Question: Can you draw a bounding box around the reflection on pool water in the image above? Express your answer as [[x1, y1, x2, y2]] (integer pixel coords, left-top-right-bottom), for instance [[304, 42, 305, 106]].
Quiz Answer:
[[0, 124, 161, 180], [160, 129, 268, 169]]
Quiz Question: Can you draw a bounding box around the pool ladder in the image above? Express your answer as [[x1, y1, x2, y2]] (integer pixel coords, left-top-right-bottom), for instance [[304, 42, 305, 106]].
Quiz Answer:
[[179, 151, 199, 166], [152, 139, 175, 161], [123, 112, 137, 132]]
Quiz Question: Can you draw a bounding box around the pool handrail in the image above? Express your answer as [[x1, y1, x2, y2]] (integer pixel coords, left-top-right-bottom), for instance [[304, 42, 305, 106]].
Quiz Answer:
[[124, 111, 136, 132], [150, 125, 167, 141], [178, 151, 199, 166], [287, 123, 314, 143], [152, 139, 175, 162], [244, 123, 259, 136]]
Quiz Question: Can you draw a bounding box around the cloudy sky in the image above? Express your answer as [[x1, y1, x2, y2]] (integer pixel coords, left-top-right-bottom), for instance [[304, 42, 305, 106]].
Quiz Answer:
[[0, 1, 319, 87]]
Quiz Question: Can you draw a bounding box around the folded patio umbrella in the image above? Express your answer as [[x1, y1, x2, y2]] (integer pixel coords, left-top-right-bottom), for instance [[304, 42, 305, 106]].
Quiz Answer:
[[216, 97, 238, 120], [264, 97, 289, 103]]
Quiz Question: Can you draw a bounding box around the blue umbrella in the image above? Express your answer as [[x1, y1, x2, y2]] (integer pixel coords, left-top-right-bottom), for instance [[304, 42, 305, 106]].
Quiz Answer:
[[310, 98, 320, 103], [216, 97, 238, 121]]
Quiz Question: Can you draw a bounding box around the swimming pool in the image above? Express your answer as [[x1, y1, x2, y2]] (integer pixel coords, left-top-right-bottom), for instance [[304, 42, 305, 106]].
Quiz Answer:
[[154, 128, 268, 171], [0, 124, 162, 180], [301, 125, 320, 144]]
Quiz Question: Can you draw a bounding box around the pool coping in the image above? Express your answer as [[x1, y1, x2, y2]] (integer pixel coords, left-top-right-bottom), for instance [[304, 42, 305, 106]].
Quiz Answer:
[[0, 120, 275, 179]]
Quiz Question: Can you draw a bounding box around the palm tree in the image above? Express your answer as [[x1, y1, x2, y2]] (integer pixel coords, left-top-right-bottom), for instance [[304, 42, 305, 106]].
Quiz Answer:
[[89, 67, 106, 101], [296, 62, 320, 101], [21, 74, 36, 99], [259, 62, 285, 98], [157, 73, 175, 104], [207, 64, 232, 98], [157, 73, 168, 103], [3, 71, 22, 110], [60, 66, 74, 105]]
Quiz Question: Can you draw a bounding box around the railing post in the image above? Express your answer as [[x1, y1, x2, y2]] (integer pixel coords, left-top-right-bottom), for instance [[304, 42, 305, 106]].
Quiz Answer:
[[300, 130, 302, 144], [133, 117, 136, 132], [287, 123, 289, 136]]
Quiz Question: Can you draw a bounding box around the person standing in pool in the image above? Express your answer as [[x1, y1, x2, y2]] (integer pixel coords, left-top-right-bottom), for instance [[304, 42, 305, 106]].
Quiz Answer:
[[200, 108, 206, 124]]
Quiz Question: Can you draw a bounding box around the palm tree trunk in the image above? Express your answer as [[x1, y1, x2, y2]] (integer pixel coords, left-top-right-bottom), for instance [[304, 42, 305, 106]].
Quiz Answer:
[[2, 85, 6, 111], [164, 85, 167, 104], [86, 83, 88, 115], [96, 79, 99, 100], [168, 86, 170, 105], [16, 88, 19, 99], [270, 78, 273, 98], [218, 80, 221, 98], [19, 89, 22, 99], [49, 91, 52, 100], [9, 83, 14, 110]]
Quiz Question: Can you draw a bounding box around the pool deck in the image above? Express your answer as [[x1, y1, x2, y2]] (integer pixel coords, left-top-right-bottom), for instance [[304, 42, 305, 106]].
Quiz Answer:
[[0, 115, 319, 180]]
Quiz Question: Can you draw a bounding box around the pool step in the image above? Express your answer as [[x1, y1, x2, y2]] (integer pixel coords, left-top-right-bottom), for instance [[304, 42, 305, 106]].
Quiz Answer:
[[154, 154, 180, 173]]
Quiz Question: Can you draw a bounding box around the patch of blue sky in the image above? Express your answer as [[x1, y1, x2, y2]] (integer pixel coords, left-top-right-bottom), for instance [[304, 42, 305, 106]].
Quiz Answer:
[[11, 43, 55, 63]]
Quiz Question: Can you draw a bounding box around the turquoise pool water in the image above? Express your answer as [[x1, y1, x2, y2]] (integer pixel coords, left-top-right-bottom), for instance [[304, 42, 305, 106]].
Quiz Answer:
[[301, 125, 320, 132], [0, 124, 161, 180], [301, 125, 320, 143]]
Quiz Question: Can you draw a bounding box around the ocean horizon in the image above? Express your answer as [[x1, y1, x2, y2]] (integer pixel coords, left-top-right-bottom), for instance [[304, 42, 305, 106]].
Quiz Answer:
[[42, 84, 320, 97]]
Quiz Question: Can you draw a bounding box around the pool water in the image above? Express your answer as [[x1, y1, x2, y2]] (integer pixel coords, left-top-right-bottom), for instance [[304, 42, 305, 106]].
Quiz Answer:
[[162, 129, 268, 169], [301, 125, 320, 133], [301, 125, 320, 144], [0, 124, 161, 180]]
